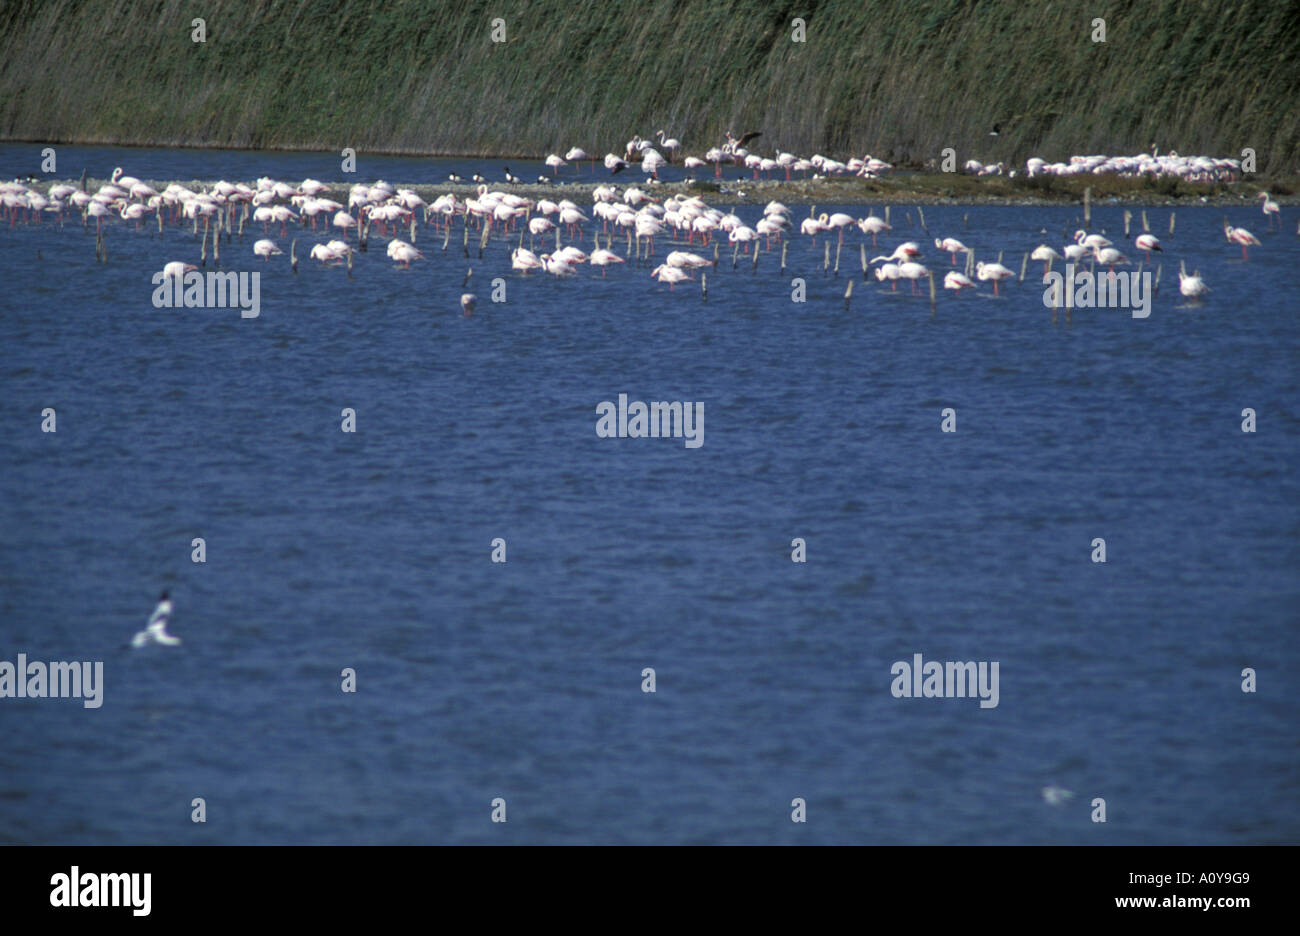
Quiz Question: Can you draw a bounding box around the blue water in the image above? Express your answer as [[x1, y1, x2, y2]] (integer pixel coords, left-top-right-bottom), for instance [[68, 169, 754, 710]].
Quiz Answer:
[[1, 144, 1297, 844]]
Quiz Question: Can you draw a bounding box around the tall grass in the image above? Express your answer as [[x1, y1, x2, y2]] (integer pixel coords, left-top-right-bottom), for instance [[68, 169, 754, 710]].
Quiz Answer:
[[0, 0, 1295, 173]]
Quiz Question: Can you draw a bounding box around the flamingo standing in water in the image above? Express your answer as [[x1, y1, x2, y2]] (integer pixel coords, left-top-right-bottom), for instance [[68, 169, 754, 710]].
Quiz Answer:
[[874, 262, 902, 291], [869, 242, 921, 265], [253, 239, 282, 260], [1134, 234, 1162, 260], [934, 237, 970, 264], [655, 131, 680, 162], [1031, 244, 1063, 275], [386, 239, 422, 268], [651, 264, 690, 291], [1178, 261, 1210, 299], [897, 261, 929, 295], [1225, 225, 1260, 260], [944, 271, 976, 292], [826, 212, 855, 246], [976, 261, 1014, 296], [590, 247, 625, 276], [857, 215, 890, 245], [1093, 246, 1129, 274], [1258, 192, 1280, 230]]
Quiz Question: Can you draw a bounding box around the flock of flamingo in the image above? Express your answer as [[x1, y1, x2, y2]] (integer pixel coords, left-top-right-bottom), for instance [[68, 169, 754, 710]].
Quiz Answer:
[[0, 134, 1285, 308]]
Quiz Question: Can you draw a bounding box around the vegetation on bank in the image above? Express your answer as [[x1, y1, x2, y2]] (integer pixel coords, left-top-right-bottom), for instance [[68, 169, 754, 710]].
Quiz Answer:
[[2, 0, 1296, 174]]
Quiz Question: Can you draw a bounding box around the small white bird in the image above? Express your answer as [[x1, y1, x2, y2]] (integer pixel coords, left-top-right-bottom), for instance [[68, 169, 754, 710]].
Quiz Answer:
[[1041, 786, 1074, 807], [131, 591, 181, 647], [460, 293, 476, 315]]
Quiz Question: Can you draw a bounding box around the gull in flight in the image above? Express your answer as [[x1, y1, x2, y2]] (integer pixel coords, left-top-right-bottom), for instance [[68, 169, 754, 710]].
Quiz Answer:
[[131, 591, 182, 647]]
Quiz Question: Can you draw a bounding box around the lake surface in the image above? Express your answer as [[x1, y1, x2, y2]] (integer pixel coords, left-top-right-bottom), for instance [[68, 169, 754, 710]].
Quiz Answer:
[[1, 144, 1296, 844]]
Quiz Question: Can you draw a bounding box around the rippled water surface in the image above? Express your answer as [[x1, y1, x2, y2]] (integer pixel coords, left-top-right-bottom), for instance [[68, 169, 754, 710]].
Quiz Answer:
[[1, 144, 1297, 844]]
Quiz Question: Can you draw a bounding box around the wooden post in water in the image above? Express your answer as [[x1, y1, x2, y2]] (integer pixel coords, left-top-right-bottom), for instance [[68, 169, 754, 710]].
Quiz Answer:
[[479, 223, 490, 258], [214, 224, 220, 266], [860, 244, 867, 280], [1123, 210, 1131, 238], [701, 272, 707, 300], [751, 244, 759, 272], [201, 229, 208, 267], [844, 279, 853, 310], [1168, 212, 1176, 236], [1083, 186, 1091, 229], [731, 244, 739, 270], [885, 205, 891, 226], [443, 223, 450, 252], [834, 240, 841, 275], [1154, 263, 1161, 295], [291, 239, 298, 274], [928, 272, 936, 314], [463, 220, 470, 257], [917, 206, 927, 233], [1141, 210, 1149, 233], [1018, 251, 1029, 282], [410, 216, 417, 244], [347, 249, 353, 279], [822, 242, 830, 274], [781, 241, 788, 274], [713, 242, 719, 266]]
